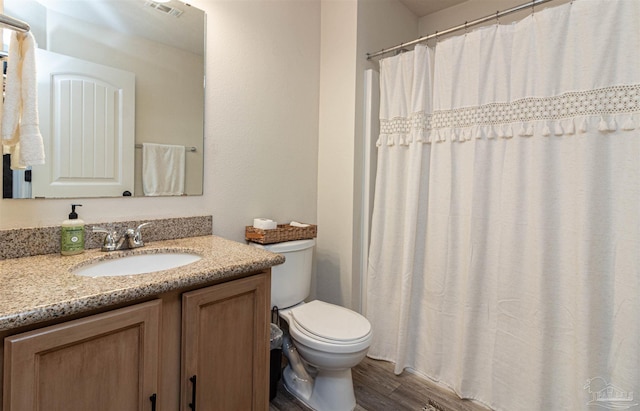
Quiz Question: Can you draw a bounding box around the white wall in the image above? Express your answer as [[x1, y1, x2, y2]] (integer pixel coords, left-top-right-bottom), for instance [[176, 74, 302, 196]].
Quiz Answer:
[[203, 0, 320, 241], [0, 0, 320, 243], [315, 0, 417, 309], [316, 0, 359, 307]]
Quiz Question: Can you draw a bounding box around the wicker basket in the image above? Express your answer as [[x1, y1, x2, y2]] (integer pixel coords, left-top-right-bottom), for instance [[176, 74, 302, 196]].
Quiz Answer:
[[245, 224, 317, 245]]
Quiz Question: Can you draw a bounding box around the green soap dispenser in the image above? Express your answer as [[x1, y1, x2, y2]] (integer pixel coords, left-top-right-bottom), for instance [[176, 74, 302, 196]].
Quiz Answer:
[[61, 204, 85, 256]]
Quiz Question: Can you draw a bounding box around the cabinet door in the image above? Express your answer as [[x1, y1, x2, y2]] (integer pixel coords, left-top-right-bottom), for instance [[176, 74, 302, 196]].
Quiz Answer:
[[3, 300, 161, 411], [182, 273, 270, 411]]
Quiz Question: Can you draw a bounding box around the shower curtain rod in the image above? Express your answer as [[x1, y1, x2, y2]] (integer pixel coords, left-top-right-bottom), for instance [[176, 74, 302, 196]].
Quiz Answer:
[[0, 13, 30, 33], [366, 0, 555, 60]]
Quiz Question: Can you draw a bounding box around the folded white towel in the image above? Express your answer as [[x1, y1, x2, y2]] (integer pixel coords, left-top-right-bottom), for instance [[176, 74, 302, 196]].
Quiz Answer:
[[290, 221, 310, 227], [1, 32, 45, 169], [142, 143, 186, 196]]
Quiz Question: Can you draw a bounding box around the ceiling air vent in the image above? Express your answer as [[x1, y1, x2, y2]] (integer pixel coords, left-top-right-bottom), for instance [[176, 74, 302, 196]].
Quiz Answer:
[[144, 1, 184, 17]]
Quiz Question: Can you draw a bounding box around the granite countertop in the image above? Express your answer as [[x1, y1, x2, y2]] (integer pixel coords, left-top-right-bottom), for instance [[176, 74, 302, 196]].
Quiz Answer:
[[0, 235, 285, 332]]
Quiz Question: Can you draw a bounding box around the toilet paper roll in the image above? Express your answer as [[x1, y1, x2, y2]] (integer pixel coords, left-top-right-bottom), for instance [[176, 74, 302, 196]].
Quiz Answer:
[[253, 218, 277, 230]]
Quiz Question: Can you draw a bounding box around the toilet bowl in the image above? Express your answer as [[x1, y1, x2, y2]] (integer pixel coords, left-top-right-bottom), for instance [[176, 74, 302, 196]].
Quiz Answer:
[[280, 300, 372, 411], [251, 239, 372, 411]]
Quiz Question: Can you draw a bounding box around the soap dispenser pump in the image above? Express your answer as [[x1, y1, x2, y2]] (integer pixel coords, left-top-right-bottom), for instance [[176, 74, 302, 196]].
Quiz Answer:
[[61, 204, 85, 256]]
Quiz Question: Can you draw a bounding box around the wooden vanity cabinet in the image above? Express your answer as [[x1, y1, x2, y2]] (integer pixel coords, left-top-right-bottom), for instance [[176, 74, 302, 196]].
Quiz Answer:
[[3, 300, 161, 411], [2, 270, 271, 411], [181, 273, 270, 411]]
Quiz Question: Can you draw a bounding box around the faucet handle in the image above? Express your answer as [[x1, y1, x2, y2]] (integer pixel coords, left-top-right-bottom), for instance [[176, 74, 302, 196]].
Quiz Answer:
[[92, 226, 118, 251], [130, 222, 152, 247]]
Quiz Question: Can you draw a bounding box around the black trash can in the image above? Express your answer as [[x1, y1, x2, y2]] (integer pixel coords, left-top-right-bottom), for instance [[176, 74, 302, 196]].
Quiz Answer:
[[269, 323, 283, 400]]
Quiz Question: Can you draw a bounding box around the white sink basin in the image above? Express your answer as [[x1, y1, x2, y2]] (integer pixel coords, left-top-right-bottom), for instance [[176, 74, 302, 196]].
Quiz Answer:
[[73, 252, 202, 277]]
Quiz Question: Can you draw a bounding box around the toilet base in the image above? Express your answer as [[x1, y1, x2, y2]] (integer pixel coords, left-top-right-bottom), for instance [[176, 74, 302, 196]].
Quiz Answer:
[[283, 364, 356, 411]]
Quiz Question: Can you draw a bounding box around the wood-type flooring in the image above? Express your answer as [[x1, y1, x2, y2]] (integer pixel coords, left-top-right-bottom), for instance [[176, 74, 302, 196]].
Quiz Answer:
[[269, 357, 492, 411]]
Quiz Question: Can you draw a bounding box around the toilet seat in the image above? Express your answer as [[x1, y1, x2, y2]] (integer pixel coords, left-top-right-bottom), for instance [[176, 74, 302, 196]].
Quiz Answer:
[[286, 300, 372, 354]]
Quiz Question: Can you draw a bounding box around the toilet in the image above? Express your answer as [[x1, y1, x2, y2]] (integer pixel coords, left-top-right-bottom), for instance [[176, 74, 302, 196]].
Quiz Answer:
[[253, 239, 372, 411]]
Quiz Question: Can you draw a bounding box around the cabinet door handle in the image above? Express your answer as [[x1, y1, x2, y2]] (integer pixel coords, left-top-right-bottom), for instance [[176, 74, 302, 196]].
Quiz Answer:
[[149, 393, 157, 411], [189, 375, 197, 410]]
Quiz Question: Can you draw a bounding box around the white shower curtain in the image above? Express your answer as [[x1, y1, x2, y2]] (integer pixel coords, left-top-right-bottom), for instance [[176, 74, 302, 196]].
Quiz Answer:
[[366, 1, 640, 410]]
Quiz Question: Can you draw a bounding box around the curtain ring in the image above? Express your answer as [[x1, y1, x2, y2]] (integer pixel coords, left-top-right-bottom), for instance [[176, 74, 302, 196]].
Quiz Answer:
[[464, 21, 468, 35], [495, 11, 500, 24]]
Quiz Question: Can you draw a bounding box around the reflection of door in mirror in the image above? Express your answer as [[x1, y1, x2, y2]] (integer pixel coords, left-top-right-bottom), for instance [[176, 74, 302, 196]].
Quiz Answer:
[[32, 49, 135, 198]]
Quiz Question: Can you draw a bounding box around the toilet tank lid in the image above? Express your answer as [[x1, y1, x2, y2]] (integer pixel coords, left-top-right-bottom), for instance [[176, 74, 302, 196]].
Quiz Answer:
[[259, 239, 315, 253]]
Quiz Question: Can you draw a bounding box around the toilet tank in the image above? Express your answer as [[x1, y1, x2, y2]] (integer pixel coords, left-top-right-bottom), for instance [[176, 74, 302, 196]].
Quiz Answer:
[[252, 239, 315, 309]]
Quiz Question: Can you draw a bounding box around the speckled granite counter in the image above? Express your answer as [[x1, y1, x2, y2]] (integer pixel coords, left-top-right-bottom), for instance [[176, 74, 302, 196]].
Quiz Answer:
[[0, 235, 284, 332]]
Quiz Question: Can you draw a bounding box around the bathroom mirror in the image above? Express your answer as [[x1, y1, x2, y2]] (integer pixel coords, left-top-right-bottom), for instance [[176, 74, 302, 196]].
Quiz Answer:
[[2, 0, 205, 199]]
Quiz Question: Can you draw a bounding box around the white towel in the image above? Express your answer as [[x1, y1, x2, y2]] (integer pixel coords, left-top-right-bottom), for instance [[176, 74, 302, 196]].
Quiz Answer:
[[290, 221, 309, 227], [142, 143, 186, 196], [1, 32, 45, 169]]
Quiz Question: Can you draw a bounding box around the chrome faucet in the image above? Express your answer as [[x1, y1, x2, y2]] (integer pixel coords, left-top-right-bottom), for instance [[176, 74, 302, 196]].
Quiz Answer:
[[93, 223, 152, 251]]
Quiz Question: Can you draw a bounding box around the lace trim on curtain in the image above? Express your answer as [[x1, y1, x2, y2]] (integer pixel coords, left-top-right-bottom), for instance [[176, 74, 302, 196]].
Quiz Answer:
[[378, 84, 639, 147], [379, 111, 431, 147]]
